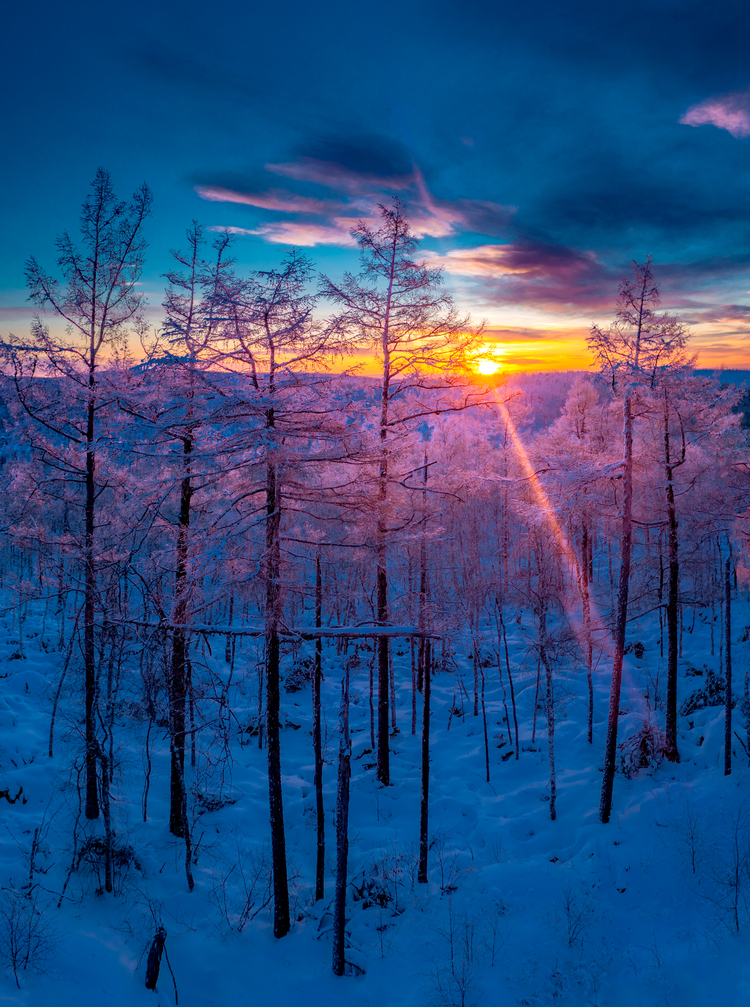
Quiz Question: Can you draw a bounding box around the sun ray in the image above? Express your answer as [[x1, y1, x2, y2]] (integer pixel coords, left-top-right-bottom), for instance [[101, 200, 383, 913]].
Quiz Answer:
[[493, 390, 645, 720]]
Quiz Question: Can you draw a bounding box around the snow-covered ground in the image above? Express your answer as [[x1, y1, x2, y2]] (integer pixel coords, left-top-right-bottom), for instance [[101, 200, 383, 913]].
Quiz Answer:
[[0, 599, 749, 1007]]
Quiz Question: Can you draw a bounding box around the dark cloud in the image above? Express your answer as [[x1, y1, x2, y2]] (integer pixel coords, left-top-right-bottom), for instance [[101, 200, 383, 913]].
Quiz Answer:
[[296, 136, 414, 186], [432, 239, 617, 312], [426, 0, 750, 95], [133, 43, 260, 102]]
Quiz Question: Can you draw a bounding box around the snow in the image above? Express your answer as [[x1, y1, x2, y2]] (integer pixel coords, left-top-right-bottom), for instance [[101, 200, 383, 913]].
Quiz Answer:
[[0, 600, 749, 1006]]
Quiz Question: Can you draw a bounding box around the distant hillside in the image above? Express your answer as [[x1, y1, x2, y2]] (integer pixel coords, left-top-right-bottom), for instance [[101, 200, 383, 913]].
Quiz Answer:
[[695, 369, 750, 385]]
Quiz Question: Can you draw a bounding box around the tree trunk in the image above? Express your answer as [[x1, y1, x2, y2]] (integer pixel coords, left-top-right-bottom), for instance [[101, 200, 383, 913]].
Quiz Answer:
[[581, 525, 594, 745], [84, 386, 99, 820], [481, 664, 490, 783], [376, 547, 390, 785], [169, 435, 192, 838], [265, 453, 290, 938], [332, 667, 351, 976], [313, 553, 325, 902], [498, 604, 519, 759], [376, 326, 391, 786], [410, 637, 417, 735], [539, 608, 556, 821], [418, 640, 431, 884], [663, 394, 680, 762], [725, 550, 732, 777], [599, 392, 634, 824], [144, 927, 167, 991]]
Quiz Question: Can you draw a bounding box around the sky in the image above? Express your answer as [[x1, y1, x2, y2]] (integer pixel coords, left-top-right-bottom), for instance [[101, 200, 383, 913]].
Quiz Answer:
[[3, 0, 750, 371]]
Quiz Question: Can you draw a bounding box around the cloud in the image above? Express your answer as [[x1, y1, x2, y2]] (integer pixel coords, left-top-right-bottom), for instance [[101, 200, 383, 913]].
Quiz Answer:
[[266, 157, 412, 194], [198, 141, 515, 250], [195, 185, 332, 214], [195, 124, 513, 255], [0, 306, 31, 319], [209, 220, 358, 247], [680, 90, 750, 138], [427, 240, 615, 310]]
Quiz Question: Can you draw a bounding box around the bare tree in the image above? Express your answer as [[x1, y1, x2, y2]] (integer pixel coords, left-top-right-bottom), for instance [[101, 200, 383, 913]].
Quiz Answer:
[[210, 249, 346, 938], [320, 199, 483, 786], [588, 257, 687, 823], [14, 168, 151, 820]]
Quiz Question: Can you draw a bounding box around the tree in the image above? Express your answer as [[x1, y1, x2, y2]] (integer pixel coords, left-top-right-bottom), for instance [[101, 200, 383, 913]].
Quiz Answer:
[[588, 256, 687, 823], [16, 168, 151, 820], [320, 199, 483, 786], [159, 223, 233, 841], [209, 249, 346, 938]]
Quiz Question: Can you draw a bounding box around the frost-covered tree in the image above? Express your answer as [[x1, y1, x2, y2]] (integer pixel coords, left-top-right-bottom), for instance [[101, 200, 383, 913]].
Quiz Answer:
[[588, 257, 687, 823], [10, 168, 151, 821], [208, 249, 348, 938], [320, 199, 483, 785]]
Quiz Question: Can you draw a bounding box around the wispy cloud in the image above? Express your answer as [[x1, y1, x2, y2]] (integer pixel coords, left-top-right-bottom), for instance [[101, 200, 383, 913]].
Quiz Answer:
[[266, 157, 412, 194], [195, 133, 515, 251], [195, 185, 332, 214], [680, 90, 750, 138], [208, 220, 358, 246], [427, 240, 614, 311]]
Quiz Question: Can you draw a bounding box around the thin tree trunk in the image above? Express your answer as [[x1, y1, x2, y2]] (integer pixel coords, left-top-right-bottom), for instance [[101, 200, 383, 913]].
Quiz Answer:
[[225, 592, 234, 663], [498, 605, 519, 758], [376, 544, 390, 785], [481, 665, 490, 783], [84, 387, 99, 820], [265, 452, 290, 938], [332, 666, 351, 976], [418, 640, 431, 883], [581, 525, 594, 744], [532, 658, 541, 744], [664, 392, 680, 762], [541, 622, 556, 821], [659, 542, 664, 658], [376, 316, 392, 786], [313, 553, 325, 901], [410, 637, 417, 735], [368, 651, 375, 752], [725, 550, 732, 777], [169, 434, 192, 838], [389, 648, 397, 734], [600, 392, 634, 824], [472, 645, 479, 718]]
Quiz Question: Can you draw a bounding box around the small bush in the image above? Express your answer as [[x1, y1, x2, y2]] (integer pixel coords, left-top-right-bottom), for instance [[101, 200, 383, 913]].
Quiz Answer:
[[284, 657, 314, 693], [624, 641, 645, 659], [680, 668, 733, 716], [76, 836, 140, 896], [351, 874, 393, 910], [344, 652, 361, 671], [618, 720, 665, 778], [0, 886, 56, 988]]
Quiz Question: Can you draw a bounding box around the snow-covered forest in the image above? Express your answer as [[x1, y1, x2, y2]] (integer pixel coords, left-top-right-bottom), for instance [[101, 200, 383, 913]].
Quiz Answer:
[[1, 170, 749, 1006]]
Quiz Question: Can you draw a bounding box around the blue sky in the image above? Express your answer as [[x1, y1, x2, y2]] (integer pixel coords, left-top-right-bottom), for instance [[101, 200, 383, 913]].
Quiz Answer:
[[3, 0, 750, 368]]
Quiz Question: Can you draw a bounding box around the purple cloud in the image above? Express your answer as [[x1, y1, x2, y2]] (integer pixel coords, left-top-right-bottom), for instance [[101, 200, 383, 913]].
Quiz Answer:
[[266, 157, 412, 194], [196, 147, 515, 251], [680, 90, 750, 138], [195, 185, 333, 214], [427, 240, 616, 311]]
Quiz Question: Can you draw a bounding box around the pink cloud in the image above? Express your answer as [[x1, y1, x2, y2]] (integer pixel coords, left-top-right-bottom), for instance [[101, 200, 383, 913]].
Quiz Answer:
[[427, 241, 615, 311], [209, 220, 358, 247], [266, 158, 412, 193], [428, 241, 601, 279], [680, 90, 750, 138], [256, 219, 359, 246], [198, 158, 515, 250], [195, 185, 332, 213]]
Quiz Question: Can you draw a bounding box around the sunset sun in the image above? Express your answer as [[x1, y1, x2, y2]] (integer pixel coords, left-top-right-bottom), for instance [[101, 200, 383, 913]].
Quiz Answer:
[[470, 342, 505, 375]]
